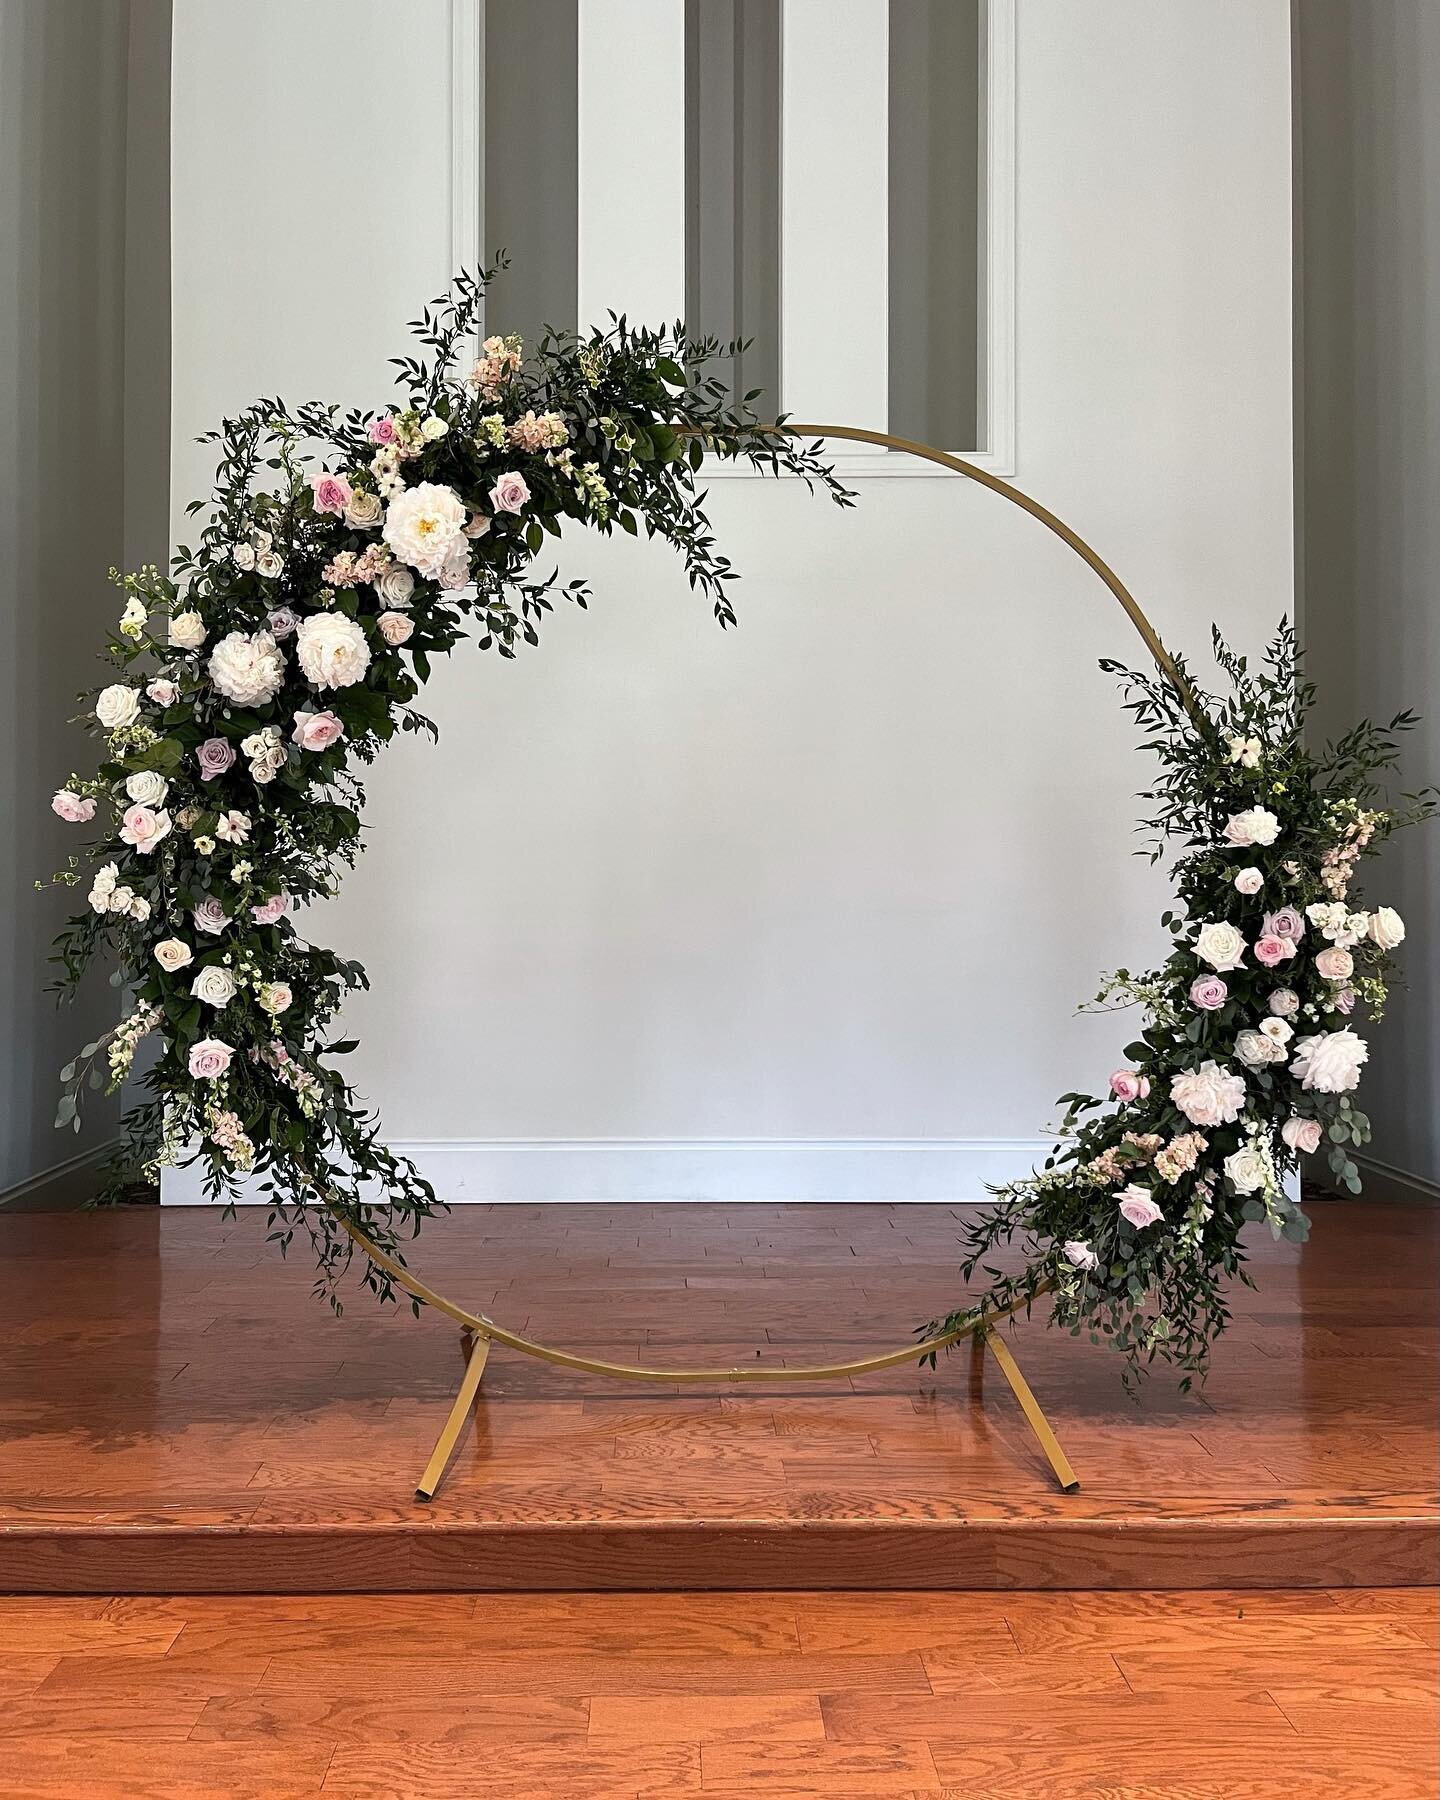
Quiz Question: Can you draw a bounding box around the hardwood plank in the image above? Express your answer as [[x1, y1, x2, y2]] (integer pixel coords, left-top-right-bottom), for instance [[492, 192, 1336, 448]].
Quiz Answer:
[[189, 1689, 590, 1743], [587, 1692, 825, 1742], [0, 1738, 334, 1797], [319, 1739, 700, 1798], [698, 1738, 942, 1794]]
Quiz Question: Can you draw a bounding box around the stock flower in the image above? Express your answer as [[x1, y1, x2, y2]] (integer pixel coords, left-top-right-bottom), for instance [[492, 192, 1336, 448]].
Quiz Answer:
[[1290, 1029, 1368, 1093], [95, 684, 140, 731], [187, 1038, 234, 1080], [208, 631, 286, 707], [1368, 906, 1405, 951], [119, 803, 171, 853], [489, 471, 530, 515], [1189, 974, 1228, 1011], [1194, 921, 1245, 971], [1233, 866, 1264, 895], [383, 481, 467, 578], [52, 790, 95, 823], [291, 709, 345, 752], [1282, 1116, 1323, 1155], [296, 612, 371, 689], [1117, 1186, 1163, 1229], [153, 938, 193, 972], [191, 965, 238, 1009], [1223, 1145, 1268, 1195], [1222, 807, 1280, 848], [1170, 1061, 1247, 1128]]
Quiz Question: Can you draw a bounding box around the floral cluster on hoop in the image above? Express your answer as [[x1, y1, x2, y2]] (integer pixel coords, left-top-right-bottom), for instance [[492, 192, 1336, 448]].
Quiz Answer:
[[46, 265, 851, 1283], [926, 625, 1434, 1387]]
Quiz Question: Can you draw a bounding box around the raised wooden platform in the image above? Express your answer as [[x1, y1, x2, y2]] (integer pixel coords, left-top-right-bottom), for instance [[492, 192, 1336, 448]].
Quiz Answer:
[[1, 1200, 1435, 1592]]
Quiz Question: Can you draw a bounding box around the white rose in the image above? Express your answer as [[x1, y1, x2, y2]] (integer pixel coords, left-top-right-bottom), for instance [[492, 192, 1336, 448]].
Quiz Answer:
[[1222, 807, 1280, 848], [232, 542, 256, 571], [128, 895, 151, 922], [257, 980, 293, 1015], [107, 884, 135, 914], [191, 965, 238, 1009], [208, 631, 287, 707], [1259, 1017, 1293, 1045], [1233, 866, 1265, 895], [1170, 1061, 1248, 1129], [345, 488, 383, 529], [169, 610, 207, 651], [377, 610, 413, 646], [125, 770, 169, 807], [1282, 1116, 1323, 1155], [296, 612, 371, 690], [1194, 921, 1246, 972], [95, 684, 140, 731], [420, 415, 450, 442], [383, 481, 467, 578], [376, 564, 415, 609], [1235, 1029, 1283, 1068], [1290, 1029, 1369, 1094], [153, 938, 193, 972], [1223, 1145, 1269, 1195], [255, 549, 285, 581], [1368, 906, 1405, 952]]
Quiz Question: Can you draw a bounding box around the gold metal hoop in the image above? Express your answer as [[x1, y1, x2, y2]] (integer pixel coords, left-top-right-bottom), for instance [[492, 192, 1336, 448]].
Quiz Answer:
[[320, 425, 1191, 1488]]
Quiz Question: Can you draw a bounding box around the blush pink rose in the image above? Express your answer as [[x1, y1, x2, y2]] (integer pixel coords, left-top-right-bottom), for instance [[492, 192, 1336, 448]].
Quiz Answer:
[[197, 737, 236, 780], [309, 471, 353, 516], [291, 709, 346, 752], [187, 1038, 234, 1080], [1281, 1116, 1323, 1155], [146, 678, 179, 706], [251, 892, 288, 925], [268, 607, 300, 640], [1233, 866, 1265, 896], [1263, 907, 1305, 943], [1108, 1069, 1150, 1103], [377, 610, 414, 646], [1332, 987, 1356, 1014], [192, 898, 231, 936], [488, 471, 530, 515], [52, 790, 96, 823], [119, 803, 171, 853], [1117, 1185, 1164, 1230], [1189, 974, 1228, 1011], [1314, 946, 1354, 982], [1254, 934, 1296, 968], [367, 416, 398, 445]]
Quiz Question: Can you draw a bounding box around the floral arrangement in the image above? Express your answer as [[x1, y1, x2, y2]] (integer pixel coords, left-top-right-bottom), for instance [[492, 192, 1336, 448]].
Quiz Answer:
[[927, 625, 1434, 1386], [46, 266, 851, 1288]]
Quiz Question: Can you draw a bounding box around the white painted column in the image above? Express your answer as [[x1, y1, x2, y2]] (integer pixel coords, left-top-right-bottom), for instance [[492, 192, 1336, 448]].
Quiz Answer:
[[780, 0, 889, 433], [576, 0, 686, 328]]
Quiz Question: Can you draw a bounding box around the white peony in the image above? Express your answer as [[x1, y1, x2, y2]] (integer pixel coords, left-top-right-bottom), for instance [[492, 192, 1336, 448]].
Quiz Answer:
[[208, 631, 286, 707], [1290, 1029, 1369, 1094], [1222, 807, 1280, 848], [1368, 906, 1405, 951], [169, 610, 207, 651], [1194, 921, 1246, 972], [296, 612, 371, 689], [383, 481, 467, 578], [376, 564, 415, 609], [190, 965, 238, 1009], [1223, 1145, 1269, 1195], [125, 770, 169, 807], [1170, 1060, 1248, 1128], [95, 684, 140, 731]]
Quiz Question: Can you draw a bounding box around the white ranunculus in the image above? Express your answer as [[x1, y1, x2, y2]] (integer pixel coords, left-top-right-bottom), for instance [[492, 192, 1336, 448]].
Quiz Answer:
[[153, 938, 193, 972], [1194, 921, 1246, 972], [169, 610, 207, 650], [1222, 807, 1281, 848], [1223, 1145, 1269, 1195], [1170, 1061, 1248, 1129], [190, 965, 238, 1009], [1290, 1028, 1369, 1094], [208, 631, 286, 707], [376, 564, 416, 609], [383, 481, 467, 578], [95, 684, 140, 731], [125, 770, 169, 807], [1368, 906, 1405, 952], [296, 612, 371, 690]]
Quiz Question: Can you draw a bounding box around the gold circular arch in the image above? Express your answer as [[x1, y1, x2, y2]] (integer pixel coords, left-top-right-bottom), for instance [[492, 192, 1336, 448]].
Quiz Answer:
[[324, 424, 1198, 1391]]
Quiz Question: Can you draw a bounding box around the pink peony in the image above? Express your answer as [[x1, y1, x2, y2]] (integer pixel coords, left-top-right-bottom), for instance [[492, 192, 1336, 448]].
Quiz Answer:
[[1263, 907, 1305, 943], [251, 892, 288, 925], [1108, 1069, 1150, 1103], [1189, 974, 1228, 1011], [1281, 1116, 1323, 1155], [1170, 1061, 1247, 1128], [52, 790, 96, 824], [367, 415, 398, 445], [309, 471, 353, 516], [1253, 935, 1296, 968], [291, 709, 346, 752], [488, 471, 530, 515], [146, 678, 179, 706], [197, 737, 236, 780], [187, 1038, 234, 1080], [1116, 1185, 1164, 1230]]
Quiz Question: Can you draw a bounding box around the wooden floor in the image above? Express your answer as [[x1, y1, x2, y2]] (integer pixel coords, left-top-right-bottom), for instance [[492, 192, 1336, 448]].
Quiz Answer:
[[0, 1199, 1436, 1590], [1, 1586, 1435, 1797]]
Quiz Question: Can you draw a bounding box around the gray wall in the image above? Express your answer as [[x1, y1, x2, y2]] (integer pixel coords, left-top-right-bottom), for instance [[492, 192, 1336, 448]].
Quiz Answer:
[[1295, 2, 1440, 1189], [0, 0, 171, 1197]]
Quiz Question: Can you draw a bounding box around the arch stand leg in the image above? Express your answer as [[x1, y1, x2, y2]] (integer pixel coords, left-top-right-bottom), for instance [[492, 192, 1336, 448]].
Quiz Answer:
[[982, 1325, 1080, 1494], [414, 1327, 490, 1503]]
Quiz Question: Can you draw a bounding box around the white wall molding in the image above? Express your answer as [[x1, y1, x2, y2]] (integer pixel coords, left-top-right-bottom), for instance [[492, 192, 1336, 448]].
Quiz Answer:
[[162, 1137, 1051, 1206], [1, 1141, 119, 1213]]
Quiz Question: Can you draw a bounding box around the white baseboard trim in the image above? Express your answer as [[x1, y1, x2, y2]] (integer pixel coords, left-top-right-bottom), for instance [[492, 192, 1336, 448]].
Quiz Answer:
[[1, 1140, 119, 1212], [159, 1137, 1054, 1206]]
